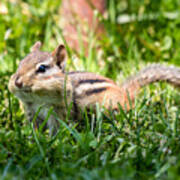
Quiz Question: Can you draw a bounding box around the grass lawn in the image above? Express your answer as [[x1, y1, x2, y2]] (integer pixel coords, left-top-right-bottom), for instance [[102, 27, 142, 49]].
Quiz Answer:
[[0, 0, 180, 179]]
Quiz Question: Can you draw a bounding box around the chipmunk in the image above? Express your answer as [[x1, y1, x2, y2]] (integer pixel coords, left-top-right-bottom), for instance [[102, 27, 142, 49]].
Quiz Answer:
[[9, 42, 180, 134]]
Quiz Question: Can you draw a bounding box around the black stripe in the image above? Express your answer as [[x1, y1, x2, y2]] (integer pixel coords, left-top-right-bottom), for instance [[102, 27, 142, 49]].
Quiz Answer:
[[79, 79, 106, 84], [86, 87, 107, 96]]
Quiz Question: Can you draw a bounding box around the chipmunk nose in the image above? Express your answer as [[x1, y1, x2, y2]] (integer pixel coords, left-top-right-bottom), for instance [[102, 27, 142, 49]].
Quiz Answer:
[[15, 76, 23, 88]]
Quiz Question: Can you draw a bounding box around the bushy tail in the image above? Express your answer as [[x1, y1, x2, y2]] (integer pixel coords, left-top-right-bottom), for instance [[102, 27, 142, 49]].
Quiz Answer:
[[122, 64, 180, 99]]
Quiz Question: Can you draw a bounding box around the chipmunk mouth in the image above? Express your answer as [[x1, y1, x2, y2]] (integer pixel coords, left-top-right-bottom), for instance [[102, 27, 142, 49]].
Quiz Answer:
[[13, 85, 32, 94], [22, 87, 32, 93], [12, 86, 36, 103]]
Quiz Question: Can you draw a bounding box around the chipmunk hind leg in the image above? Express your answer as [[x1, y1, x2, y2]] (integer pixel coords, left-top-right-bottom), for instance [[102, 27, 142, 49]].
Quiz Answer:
[[92, 86, 134, 111]]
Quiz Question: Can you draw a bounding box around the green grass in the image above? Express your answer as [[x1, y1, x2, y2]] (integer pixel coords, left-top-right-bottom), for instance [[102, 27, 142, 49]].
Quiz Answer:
[[0, 0, 180, 179]]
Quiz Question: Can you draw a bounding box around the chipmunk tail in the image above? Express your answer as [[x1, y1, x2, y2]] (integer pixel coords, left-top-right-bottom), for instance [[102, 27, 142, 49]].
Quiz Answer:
[[122, 64, 180, 99]]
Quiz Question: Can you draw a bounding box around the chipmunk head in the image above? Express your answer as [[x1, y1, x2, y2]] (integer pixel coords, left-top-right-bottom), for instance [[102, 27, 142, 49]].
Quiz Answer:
[[9, 41, 69, 104]]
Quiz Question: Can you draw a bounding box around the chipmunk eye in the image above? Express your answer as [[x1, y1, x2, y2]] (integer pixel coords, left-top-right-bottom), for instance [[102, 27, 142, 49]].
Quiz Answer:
[[36, 65, 49, 73]]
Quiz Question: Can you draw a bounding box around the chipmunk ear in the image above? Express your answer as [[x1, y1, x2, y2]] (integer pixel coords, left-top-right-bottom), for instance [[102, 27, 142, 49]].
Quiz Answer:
[[52, 44, 66, 70], [31, 41, 42, 52]]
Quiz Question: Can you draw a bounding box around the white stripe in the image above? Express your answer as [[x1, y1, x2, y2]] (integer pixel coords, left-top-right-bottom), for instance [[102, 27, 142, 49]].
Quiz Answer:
[[76, 82, 113, 95]]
